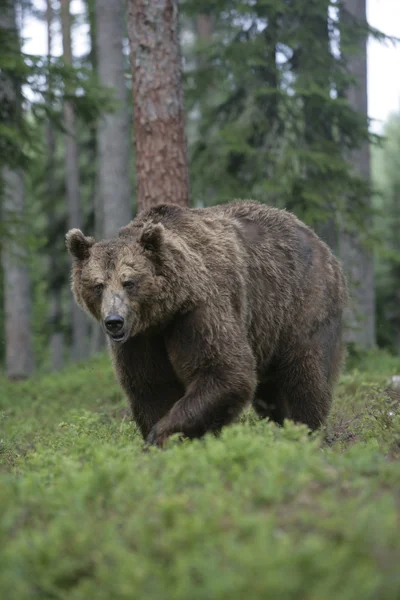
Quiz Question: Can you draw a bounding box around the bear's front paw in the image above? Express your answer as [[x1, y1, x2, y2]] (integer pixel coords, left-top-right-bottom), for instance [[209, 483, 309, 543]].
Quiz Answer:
[[145, 424, 168, 448]]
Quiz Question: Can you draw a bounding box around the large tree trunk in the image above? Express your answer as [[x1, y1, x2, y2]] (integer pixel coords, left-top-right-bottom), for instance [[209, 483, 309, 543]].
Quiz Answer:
[[339, 0, 375, 348], [46, 0, 64, 371], [0, 0, 35, 379], [61, 0, 89, 361], [126, 0, 190, 211], [95, 0, 132, 238]]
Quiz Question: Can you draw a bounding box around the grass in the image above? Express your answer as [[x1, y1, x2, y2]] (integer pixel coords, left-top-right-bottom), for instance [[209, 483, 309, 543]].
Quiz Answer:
[[1, 350, 400, 599]]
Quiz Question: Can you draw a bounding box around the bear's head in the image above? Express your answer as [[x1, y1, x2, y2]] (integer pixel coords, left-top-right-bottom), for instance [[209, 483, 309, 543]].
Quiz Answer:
[[65, 221, 191, 343]]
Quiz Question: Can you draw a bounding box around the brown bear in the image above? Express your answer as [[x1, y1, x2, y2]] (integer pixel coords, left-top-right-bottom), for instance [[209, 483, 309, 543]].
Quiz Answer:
[[66, 200, 348, 447]]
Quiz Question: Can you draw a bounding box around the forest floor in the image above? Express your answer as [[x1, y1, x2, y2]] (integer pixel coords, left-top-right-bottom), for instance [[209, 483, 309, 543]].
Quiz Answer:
[[1, 349, 400, 599]]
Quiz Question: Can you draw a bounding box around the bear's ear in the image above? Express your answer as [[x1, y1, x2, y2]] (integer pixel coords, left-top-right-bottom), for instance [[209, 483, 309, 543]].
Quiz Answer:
[[65, 229, 95, 261], [138, 223, 165, 254]]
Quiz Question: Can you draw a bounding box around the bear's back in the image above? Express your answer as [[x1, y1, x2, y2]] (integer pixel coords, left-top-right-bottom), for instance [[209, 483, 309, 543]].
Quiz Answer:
[[134, 200, 304, 246]]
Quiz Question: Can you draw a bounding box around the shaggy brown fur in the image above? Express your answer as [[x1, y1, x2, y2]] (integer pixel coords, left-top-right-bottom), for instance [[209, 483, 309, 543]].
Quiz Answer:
[[66, 200, 348, 447]]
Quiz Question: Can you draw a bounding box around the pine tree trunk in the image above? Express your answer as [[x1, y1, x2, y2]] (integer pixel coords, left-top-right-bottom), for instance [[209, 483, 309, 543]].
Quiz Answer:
[[46, 0, 64, 371], [2, 169, 35, 379], [126, 0, 190, 211], [61, 0, 89, 361], [86, 0, 101, 238], [196, 14, 213, 50], [84, 0, 106, 355], [0, 1, 35, 379], [96, 0, 132, 238], [193, 13, 212, 208], [340, 0, 375, 348]]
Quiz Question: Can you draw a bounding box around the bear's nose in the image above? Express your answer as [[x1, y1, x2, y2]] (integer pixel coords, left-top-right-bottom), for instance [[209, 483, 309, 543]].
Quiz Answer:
[[104, 314, 124, 334]]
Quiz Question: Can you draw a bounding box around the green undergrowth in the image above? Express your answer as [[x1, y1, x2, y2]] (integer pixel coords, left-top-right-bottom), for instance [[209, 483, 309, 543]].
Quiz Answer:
[[1, 350, 400, 599]]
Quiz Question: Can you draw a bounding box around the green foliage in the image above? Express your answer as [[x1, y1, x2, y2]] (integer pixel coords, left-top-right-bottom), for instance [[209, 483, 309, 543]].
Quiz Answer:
[[371, 112, 400, 352], [0, 0, 116, 235], [2, 352, 400, 598], [182, 0, 391, 244], [0, 0, 31, 200], [0, 0, 126, 368]]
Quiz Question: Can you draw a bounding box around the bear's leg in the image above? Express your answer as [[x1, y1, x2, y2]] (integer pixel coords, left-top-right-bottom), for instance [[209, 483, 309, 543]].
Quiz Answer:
[[272, 317, 344, 431], [111, 335, 185, 440], [129, 383, 183, 440], [319, 317, 345, 386], [145, 313, 258, 447], [253, 379, 287, 426], [145, 370, 256, 446], [278, 350, 332, 431]]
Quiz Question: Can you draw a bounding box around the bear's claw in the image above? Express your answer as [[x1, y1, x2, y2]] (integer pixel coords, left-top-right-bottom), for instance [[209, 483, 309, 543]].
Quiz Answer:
[[145, 425, 166, 448]]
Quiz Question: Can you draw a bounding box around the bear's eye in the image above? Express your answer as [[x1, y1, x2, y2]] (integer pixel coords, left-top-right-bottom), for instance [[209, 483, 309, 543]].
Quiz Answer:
[[122, 280, 136, 291], [93, 283, 104, 294]]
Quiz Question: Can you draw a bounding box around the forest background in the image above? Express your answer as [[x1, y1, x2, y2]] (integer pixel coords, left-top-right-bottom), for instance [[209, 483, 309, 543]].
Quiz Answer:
[[1, 0, 400, 377]]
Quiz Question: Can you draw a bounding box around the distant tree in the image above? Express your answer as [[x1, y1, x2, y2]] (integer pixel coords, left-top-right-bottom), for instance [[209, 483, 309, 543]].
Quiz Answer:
[[0, 0, 35, 379], [95, 0, 132, 237], [85, 0, 101, 242], [290, 0, 338, 251], [182, 1, 378, 227], [45, 0, 64, 371], [60, 0, 89, 360], [196, 14, 212, 38], [339, 0, 375, 349], [373, 113, 400, 353], [126, 0, 190, 210]]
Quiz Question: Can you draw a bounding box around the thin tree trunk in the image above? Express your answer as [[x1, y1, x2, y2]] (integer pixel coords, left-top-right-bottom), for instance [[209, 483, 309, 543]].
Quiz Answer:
[[193, 13, 213, 208], [95, 0, 132, 238], [86, 0, 101, 238], [61, 0, 89, 360], [84, 0, 106, 354], [389, 179, 400, 353], [2, 169, 35, 379], [339, 0, 375, 348], [46, 0, 64, 371], [0, 0, 35, 379], [196, 14, 213, 50], [126, 0, 190, 211]]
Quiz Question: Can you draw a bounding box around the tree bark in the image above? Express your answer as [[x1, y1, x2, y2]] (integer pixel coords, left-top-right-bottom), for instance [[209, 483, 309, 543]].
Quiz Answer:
[[126, 0, 190, 210], [196, 14, 213, 48], [96, 0, 132, 238], [86, 0, 101, 237], [2, 170, 35, 379], [46, 0, 64, 371], [340, 0, 376, 348], [84, 0, 106, 354], [61, 0, 89, 360], [0, 0, 35, 379]]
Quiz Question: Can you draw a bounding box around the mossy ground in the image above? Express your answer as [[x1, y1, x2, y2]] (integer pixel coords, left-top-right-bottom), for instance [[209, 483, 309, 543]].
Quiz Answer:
[[1, 350, 400, 599]]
